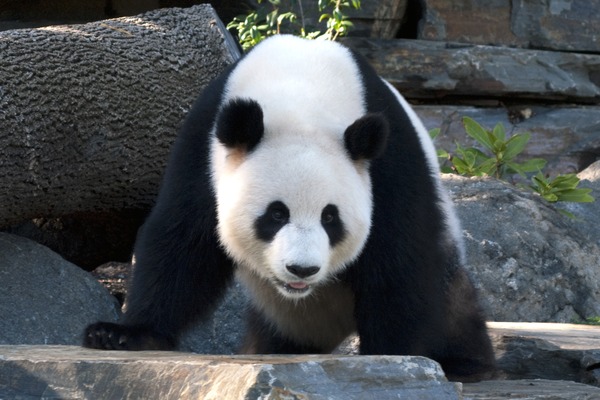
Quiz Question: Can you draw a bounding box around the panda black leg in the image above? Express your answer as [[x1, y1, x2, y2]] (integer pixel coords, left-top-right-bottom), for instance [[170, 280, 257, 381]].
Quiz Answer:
[[433, 269, 496, 382], [82, 76, 236, 351]]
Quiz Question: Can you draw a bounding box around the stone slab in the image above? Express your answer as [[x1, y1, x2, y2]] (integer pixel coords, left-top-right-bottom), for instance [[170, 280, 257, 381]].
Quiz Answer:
[[488, 322, 600, 351], [344, 38, 600, 103], [0, 346, 461, 399], [463, 379, 600, 400]]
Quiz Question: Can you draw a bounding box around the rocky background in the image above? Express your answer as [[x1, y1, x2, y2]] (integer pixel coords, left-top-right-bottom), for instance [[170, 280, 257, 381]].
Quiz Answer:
[[1, 1, 600, 398]]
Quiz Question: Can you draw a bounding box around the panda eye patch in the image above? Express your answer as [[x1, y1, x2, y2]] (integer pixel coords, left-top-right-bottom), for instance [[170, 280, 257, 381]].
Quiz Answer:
[[321, 204, 345, 247], [255, 201, 290, 242], [321, 207, 336, 224]]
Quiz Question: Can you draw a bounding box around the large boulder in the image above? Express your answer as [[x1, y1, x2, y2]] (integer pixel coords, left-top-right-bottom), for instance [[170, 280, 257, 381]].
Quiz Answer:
[[446, 169, 600, 322], [564, 160, 600, 247], [0, 233, 120, 345]]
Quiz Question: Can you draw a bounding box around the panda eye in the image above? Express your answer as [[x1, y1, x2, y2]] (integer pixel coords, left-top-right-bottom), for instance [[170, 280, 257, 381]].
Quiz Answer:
[[271, 209, 287, 222], [268, 201, 289, 223], [321, 205, 338, 224]]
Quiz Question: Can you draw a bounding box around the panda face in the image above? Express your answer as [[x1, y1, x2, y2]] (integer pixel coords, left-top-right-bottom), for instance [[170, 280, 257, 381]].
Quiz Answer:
[[213, 137, 375, 299], [209, 36, 388, 299]]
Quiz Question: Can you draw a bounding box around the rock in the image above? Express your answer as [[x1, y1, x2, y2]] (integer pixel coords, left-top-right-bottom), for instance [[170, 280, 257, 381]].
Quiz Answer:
[[344, 38, 600, 103], [418, 0, 600, 53], [0, 347, 461, 399], [464, 379, 600, 400], [488, 322, 600, 386], [416, 104, 600, 176], [444, 175, 600, 322], [4, 210, 146, 271], [178, 281, 247, 354], [419, 0, 520, 47], [0, 233, 120, 345], [0, 5, 240, 229], [564, 161, 600, 247]]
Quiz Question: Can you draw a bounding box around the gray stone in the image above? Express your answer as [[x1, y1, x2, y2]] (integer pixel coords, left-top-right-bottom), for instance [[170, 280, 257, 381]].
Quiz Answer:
[[0, 347, 461, 399], [511, 0, 600, 53], [487, 322, 600, 385], [419, 0, 600, 53], [0, 233, 121, 345], [419, 0, 521, 47], [444, 175, 600, 323], [344, 38, 600, 103], [564, 161, 600, 247], [179, 281, 247, 354], [464, 379, 600, 400], [0, 5, 240, 228]]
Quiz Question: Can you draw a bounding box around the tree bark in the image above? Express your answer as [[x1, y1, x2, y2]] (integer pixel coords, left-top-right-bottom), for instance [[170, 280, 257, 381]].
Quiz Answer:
[[0, 5, 240, 228]]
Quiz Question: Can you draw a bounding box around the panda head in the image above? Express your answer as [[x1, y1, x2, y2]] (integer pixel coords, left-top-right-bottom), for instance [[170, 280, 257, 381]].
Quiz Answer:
[[211, 98, 388, 299]]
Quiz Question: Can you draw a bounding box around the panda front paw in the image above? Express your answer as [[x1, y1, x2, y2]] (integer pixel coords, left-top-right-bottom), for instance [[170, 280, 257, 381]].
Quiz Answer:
[[83, 322, 175, 351]]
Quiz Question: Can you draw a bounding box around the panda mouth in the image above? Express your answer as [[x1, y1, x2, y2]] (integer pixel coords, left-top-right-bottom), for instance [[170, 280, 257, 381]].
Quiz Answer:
[[277, 280, 311, 294]]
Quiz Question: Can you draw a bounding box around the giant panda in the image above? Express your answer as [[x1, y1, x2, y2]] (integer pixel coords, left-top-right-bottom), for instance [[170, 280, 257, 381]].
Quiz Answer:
[[84, 35, 495, 381]]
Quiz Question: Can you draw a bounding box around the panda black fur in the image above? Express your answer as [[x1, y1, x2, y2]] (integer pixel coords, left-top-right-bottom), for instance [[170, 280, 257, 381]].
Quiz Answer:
[[84, 35, 495, 381]]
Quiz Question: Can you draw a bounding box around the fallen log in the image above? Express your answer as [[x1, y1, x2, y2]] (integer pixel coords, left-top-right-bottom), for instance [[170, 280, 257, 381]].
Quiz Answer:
[[0, 5, 240, 229]]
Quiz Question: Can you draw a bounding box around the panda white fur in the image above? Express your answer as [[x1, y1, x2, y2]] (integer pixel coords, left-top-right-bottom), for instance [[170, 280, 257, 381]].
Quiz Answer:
[[84, 35, 495, 381]]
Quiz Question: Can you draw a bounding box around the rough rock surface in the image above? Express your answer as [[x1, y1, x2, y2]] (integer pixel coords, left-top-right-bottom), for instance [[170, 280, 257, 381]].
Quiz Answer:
[[419, 0, 600, 53], [0, 233, 120, 345], [564, 160, 600, 247], [488, 322, 600, 386], [344, 38, 600, 103], [446, 174, 600, 323], [0, 348, 461, 400], [464, 379, 600, 400], [178, 281, 248, 355], [0, 5, 240, 228]]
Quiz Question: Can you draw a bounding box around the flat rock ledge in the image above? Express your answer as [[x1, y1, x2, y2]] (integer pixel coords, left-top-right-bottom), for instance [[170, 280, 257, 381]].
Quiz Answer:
[[0, 348, 459, 399]]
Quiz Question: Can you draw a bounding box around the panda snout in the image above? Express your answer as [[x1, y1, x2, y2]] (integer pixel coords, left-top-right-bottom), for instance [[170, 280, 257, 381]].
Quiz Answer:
[[286, 264, 320, 279]]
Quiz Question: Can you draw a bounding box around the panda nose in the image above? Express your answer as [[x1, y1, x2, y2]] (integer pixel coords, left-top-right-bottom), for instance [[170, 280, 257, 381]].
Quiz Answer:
[[286, 264, 320, 279]]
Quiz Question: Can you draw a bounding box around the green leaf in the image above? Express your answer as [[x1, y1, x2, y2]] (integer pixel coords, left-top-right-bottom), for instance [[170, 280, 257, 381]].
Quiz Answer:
[[518, 158, 547, 173], [463, 117, 494, 152], [548, 174, 580, 190], [555, 188, 595, 203], [542, 192, 559, 202], [477, 158, 498, 176], [503, 133, 531, 160], [493, 122, 506, 142], [429, 128, 441, 140], [451, 156, 471, 175]]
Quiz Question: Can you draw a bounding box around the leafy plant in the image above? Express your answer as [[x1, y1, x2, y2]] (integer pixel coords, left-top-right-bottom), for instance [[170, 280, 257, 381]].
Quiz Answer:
[[529, 172, 594, 203], [435, 117, 546, 179], [430, 117, 595, 207], [573, 316, 600, 326], [227, 0, 360, 51]]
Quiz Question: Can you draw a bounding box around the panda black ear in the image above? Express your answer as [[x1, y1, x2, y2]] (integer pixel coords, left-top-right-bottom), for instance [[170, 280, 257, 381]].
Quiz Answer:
[[215, 98, 264, 153], [344, 113, 389, 161]]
